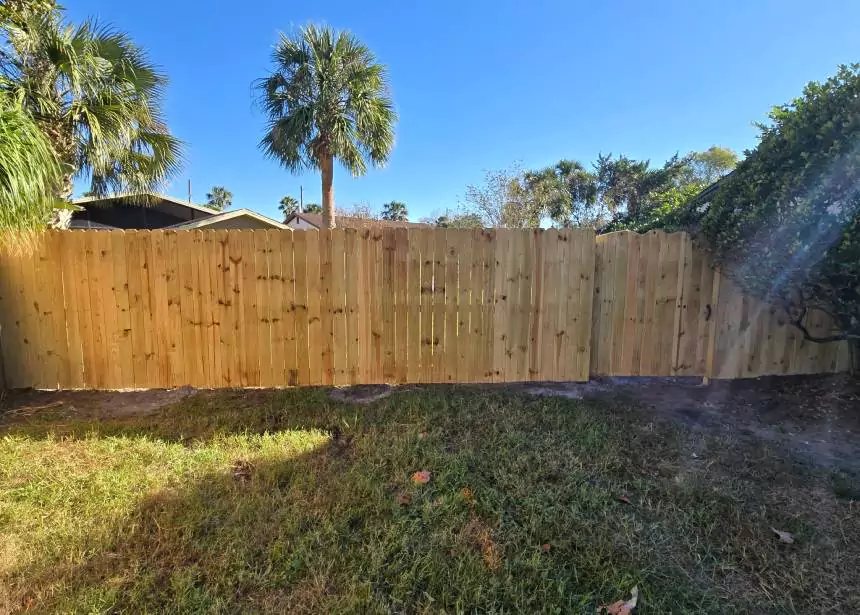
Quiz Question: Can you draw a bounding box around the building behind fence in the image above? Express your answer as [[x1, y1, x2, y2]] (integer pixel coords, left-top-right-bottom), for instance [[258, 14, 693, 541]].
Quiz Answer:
[[0, 229, 849, 390]]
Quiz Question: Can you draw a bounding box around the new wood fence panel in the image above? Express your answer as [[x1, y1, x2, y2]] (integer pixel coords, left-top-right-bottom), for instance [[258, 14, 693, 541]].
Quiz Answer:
[[431, 230, 447, 382], [201, 232, 223, 388], [406, 229, 423, 383], [620, 232, 642, 375], [0, 229, 851, 390], [303, 231, 323, 385], [213, 230, 235, 387], [162, 231, 184, 387], [330, 229, 349, 386], [147, 231, 171, 388], [345, 228, 362, 384], [291, 230, 310, 386], [254, 230, 274, 388], [573, 228, 596, 381], [393, 228, 409, 384], [356, 230, 374, 384], [46, 233, 72, 388], [30, 234, 60, 388], [416, 228, 434, 383], [443, 230, 460, 383], [367, 229, 384, 383], [278, 230, 298, 386], [2, 244, 32, 387], [457, 231, 475, 381], [470, 229, 491, 382]]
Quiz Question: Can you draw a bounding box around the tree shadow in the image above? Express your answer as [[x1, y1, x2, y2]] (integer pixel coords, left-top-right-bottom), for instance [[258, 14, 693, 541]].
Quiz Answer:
[[9, 441, 353, 613]]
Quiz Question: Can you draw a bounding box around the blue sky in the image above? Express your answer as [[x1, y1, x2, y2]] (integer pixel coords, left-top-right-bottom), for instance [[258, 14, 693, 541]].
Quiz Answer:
[[67, 0, 860, 222]]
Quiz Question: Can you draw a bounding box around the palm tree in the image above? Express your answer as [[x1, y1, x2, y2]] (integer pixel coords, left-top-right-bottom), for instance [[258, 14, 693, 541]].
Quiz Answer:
[[206, 186, 232, 211], [0, 4, 183, 200], [256, 25, 397, 229], [0, 91, 62, 243], [278, 195, 299, 220], [381, 200, 408, 221], [303, 203, 322, 214]]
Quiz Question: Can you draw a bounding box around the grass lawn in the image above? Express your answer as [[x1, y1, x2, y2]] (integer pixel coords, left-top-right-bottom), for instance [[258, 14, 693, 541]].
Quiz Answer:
[[1, 385, 858, 613]]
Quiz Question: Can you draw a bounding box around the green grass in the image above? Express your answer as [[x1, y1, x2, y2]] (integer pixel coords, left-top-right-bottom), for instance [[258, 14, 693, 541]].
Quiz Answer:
[[1, 387, 858, 613]]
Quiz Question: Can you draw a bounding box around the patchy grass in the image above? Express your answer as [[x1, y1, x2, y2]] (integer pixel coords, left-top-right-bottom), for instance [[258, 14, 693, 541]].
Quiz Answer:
[[0, 386, 858, 613]]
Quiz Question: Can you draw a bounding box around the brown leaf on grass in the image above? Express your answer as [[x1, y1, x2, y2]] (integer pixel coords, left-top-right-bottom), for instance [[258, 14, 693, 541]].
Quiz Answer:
[[461, 517, 501, 570], [231, 459, 254, 483], [461, 487, 475, 504], [418, 431, 428, 439], [598, 586, 638, 614], [617, 494, 632, 505], [772, 528, 795, 544], [395, 492, 412, 506], [411, 470, 431, 485], [541, 543, 551, 553]]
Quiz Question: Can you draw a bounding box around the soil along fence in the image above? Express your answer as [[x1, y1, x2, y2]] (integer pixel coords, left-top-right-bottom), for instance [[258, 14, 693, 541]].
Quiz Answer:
[[0, 229, 849, 390]]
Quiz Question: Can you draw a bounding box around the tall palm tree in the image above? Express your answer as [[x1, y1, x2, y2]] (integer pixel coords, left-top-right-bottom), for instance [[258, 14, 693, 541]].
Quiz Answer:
[[278, 195, 299, 220], [0, 90, 62, 243], [206, 186, 232, 211], [0, 4, 183, 200], [381, 200, 408, 221], [256, 25, 397, 229]]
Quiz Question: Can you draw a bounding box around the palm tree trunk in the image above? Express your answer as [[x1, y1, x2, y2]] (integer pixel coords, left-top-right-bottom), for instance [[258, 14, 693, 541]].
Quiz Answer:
[[60, 172, 74, 201], [321, 154, 335, 229]]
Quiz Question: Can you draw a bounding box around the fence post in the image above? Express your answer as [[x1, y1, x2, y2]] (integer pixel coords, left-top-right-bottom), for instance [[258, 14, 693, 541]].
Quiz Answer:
[[703, 268, 722, 384]]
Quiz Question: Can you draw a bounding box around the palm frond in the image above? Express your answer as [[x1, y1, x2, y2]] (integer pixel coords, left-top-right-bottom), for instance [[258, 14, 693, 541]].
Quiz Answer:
[[0, 96, 62, 246]]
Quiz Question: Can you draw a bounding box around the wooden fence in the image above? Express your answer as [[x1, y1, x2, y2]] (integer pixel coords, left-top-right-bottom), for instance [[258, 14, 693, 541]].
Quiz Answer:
[[0, 229, 849, 390]]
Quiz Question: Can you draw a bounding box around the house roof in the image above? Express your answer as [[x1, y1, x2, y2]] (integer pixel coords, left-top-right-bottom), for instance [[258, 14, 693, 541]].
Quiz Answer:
[[73, 192, 220, 217], [286, 212, 429, 229], [167, 208, 289, 230]]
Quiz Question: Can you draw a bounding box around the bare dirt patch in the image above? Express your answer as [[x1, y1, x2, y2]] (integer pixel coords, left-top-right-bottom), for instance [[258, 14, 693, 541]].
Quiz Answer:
[[0, 386, 196, 423], [520, 374, 860, 471]]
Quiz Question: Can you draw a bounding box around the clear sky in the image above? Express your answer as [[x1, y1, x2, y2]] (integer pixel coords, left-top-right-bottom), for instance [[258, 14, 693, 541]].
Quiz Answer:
[[66, 0, 860, 222]]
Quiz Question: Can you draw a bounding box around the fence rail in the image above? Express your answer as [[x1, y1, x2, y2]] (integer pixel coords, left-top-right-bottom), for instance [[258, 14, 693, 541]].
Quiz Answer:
[[0, 229, 849, 390]]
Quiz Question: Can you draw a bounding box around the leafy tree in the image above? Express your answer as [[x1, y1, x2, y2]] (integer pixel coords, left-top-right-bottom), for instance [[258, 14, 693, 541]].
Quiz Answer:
[[0, 92, 62, 242], [524, 160, 608, 228], [205, 186, 232, 211], [0, 3, 183, 199], [278, 195, 299, 219], [442, 212, 483, 228], [381, 200, 408, 221], [697, 64, 860, 349], [461, 165, 542, 228], [256, 25, 397, 229], [595, 153, 690, 219], [303, 203, 322, 214], [686, 146, 738, 185]]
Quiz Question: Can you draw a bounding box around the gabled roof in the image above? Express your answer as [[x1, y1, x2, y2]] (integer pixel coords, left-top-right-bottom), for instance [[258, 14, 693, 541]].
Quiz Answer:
[[73, 192, 219, 216], [285, 212, 429, 229], [167, 208, 289, 230]]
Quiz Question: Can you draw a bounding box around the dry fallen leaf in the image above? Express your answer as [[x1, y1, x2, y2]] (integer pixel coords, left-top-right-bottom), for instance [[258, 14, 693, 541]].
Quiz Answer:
[[541, 543, 551, 553], [772, 528, 795, 544], [231, 459, 254, 483], [599, 586, 638, 615], [617, 494, 632, 505], [395, 492, 412, 506], [411, 470, 431, 485]]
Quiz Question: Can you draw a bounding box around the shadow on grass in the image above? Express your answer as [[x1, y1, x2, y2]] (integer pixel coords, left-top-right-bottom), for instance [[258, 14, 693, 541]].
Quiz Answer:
[[2, 386, 858, 613]]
